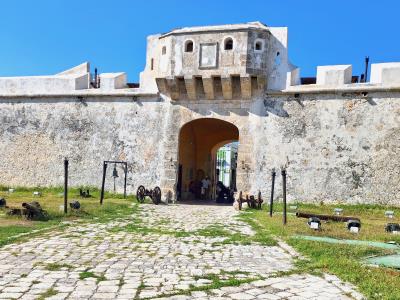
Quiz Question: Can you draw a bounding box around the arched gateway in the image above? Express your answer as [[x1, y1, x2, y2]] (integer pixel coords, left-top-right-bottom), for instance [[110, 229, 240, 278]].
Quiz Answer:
[[177, 118, 239, 201]]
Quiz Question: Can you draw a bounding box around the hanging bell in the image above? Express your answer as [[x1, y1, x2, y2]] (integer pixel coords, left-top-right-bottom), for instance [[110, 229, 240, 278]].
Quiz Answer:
[[112, 164, 119, 178]]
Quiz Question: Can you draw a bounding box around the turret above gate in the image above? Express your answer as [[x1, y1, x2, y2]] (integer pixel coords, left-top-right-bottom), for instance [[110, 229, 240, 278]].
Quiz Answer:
[[139, 22, 294, 100]]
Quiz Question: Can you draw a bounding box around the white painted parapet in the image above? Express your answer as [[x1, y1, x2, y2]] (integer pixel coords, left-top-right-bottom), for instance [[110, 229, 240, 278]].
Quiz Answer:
[[99, 72, 127, 91], [0, 74, 90, 95], [316, 65, 352, 86], [370, 62, 400, 85], [286, 67, 300, 88], [0, 62, 90, 95], [57, 62, 90, 76]]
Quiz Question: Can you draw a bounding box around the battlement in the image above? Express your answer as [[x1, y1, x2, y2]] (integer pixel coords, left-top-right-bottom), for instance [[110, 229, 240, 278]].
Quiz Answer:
[[1, 22, 400, 99], [0, 62, 157, 97], [284, 62, 400, 93]]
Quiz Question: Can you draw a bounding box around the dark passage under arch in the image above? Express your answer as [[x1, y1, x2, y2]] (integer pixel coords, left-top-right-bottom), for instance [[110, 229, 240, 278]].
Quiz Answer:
[[177, 118, 239, 202]]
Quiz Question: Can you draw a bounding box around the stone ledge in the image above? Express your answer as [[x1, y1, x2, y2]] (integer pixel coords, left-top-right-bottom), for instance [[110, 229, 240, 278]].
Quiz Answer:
[[268, 84, 400, 96], [0, 89, 159, 99]]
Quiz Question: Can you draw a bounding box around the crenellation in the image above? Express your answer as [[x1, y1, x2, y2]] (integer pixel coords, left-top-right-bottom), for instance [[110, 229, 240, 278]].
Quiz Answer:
[[370, 62, 400, 85], [316, 65, 353, 86]]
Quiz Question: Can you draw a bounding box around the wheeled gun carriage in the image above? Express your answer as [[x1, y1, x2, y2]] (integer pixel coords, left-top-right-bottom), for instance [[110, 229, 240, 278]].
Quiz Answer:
[[136, 185, 162, 205], [7, 201, 49, 221], [237, 191, 263, 210]]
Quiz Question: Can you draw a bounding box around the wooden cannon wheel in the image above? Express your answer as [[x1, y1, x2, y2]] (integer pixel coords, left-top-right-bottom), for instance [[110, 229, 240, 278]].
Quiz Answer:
[[237, 191, 263, 210], [151, 186, 161, 205], [136, 185, 146, 203], [257, 191, 263, 209]]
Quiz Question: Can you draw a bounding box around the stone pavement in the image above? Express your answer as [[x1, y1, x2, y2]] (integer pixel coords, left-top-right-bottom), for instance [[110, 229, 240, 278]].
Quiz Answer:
[[0, 203, 364, 299]]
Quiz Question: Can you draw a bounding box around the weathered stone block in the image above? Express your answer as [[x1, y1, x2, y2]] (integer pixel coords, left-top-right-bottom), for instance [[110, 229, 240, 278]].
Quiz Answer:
[[316, 65, 352, 86], [370, 62, 400, 85]]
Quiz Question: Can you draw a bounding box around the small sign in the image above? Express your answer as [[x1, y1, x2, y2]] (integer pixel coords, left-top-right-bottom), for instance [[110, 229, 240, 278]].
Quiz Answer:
[[349, 226, 359, 233], [199, 43, 218, 69], [8, 188, 14, 193], [310, 222, 320, 230]]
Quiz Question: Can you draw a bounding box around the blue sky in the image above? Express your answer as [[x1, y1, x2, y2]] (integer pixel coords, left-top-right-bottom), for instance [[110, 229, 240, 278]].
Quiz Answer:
[[0, 0, 399, 82]]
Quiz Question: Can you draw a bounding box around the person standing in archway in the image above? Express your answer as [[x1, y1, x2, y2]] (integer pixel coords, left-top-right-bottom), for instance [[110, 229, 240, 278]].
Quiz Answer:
[[201, 176, 211, 200]]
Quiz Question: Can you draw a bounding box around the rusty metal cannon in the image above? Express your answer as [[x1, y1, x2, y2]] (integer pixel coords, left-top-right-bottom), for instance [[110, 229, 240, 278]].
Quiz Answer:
[[22, 201, 49, 220], [237, 191, 263, 210], [7, 201, 49, 221], [136, 185, 161, 205]]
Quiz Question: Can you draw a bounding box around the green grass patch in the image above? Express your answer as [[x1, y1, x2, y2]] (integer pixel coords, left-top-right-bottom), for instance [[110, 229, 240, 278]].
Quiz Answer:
[[45, 263, 73, 271], [111, 219, 275, 246], [195, 223, 276, 246], [0, 186, 138, 247], [245, 203, 400, 300], [151, 271, 261, 299], [79, 271, 106, 282], [37, 288, 57, 300], [290, 239, 400, 300]]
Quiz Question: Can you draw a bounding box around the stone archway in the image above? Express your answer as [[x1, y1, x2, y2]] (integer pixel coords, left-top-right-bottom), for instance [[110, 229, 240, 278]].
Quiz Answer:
[[177, 118, 239, 201], [159, 106, 255, 203]]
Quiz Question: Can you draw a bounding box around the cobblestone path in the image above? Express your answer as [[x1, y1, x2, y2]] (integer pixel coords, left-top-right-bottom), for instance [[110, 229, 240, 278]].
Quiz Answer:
[[0, 204, 364, 299]]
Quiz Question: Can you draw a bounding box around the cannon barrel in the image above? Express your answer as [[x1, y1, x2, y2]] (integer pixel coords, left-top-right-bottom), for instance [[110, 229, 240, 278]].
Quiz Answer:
[[21, 201, 47, 220], [22, 202, 42, 211], [296, 212, 360, 223]]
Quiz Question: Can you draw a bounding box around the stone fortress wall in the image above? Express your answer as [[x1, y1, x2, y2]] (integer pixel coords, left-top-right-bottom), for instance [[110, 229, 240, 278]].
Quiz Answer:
[[0, 22, 400, 205]]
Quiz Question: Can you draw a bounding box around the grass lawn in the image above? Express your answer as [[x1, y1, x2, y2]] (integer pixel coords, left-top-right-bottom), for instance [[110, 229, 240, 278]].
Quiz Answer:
[[0, 185, 136, 246], [242, 203, 400, 300], [1, 186, 399, 299]]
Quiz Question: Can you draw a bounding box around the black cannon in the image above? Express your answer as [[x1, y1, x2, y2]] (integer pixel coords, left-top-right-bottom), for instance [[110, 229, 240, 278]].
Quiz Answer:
[[237, 191, 263, 210], [79, 189, 91, 198], [385, 223, 400, 233], [216, 181, 234, 204], [70, 200, 81, 210], [136, 185, 161, 205], [21, 201, 49, 221]]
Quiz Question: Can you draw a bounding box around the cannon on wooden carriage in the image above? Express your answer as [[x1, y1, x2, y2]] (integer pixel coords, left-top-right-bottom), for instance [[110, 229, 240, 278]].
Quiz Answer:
[[237, 191, 263, 210], [7, 201, 49, 221], [79, 189, 92, 198], [22, 201, 49, 220], [136, 185, 162, 205]]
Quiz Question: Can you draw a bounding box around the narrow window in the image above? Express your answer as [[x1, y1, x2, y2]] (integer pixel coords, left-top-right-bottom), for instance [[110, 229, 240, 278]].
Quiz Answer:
[[224, 38, 233, 50], [255, 41, 262, 51], [185, 40, 193, 52], [162, 46, 166, 55], [150, 58, 154, 70], [274, 52, 281, 66]]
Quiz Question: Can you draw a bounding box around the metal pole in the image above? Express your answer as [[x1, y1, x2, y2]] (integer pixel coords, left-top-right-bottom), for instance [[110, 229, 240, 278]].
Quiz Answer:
[[269, 168, 276, 217], [100, 162, 107, 205], [282, 168, 287, 225], [94, 68, 98, 88], [64, 158, 68, 214], [364, 56, 370, 83], [123, 162, 127, 198]]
